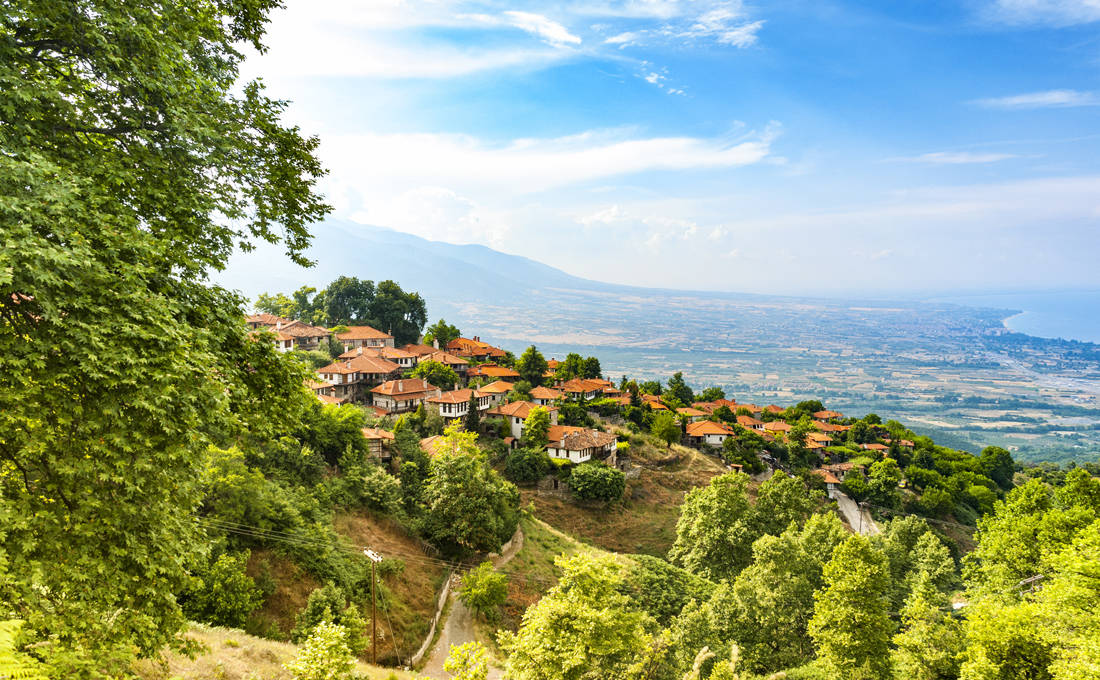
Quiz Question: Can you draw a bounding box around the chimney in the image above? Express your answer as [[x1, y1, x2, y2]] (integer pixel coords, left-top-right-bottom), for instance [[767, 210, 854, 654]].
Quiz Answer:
[[398, 381, 404, 393], [345, 361, 351, 369], [276, 321, 282, 330], [357, 347, 363, 355]]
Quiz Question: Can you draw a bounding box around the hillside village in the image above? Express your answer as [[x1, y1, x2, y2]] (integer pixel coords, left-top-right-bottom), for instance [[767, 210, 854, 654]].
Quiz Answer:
[[247, 312, 1018, 532]]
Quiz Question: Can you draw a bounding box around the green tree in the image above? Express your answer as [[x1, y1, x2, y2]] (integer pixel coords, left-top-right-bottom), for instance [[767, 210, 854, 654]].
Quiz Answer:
[[410, 360, 459, 391], [321, 276, 375, 326], [445, 642, 490, 680], [668, 472, 757, 582], [0, 0, 327, 670], [517, 346, 550, 387], [582, 356, 602, 380], [284, 621, 355, 680], [422, 428, 520, 555], [725, 513, 848, 674], [698, 387, 726, 402], [753, 472, 821, 536], [554, 353, 586, 381], [570, 462, 626, 502], [366, 280, 427, 346], [424, 319, 461, 347], [464, 392, 481, 433], [499, 553, 652, 680], [255, 292, 296, 318], [290, 583, 368, 656], [667, 372, 695, 406], [652, 411, 682, 448], [867, 458, 903, 508], [891, 576, 964, 680], [523, 407, 552, 449], [180, 550, 264, 629], [809, 535, 894, 680], [979, 446, 1015, 489], [505, 448, 551, 484], [290, 285, 325, 325], [459, 562, 508, 622]]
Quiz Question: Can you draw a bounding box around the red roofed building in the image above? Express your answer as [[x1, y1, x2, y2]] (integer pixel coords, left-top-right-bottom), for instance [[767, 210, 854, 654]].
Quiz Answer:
[[686, 420, 735, 446], [487, 400, 559, 439], [477, 380, 515, 406], [336, 325, 394, 350], [737, 415, 765, 431], [529, 385, 564, 405], [764, 421, 792, 434], [446, 337, 507, 361], [467, 363, 521, 380], [316, 353, 402, 402], [546, 425, 617, 463], [764, 405, 785, 415], [370, 379, 441, 414], [676, 407, 708, 423], [427, 388, 492, 422], [559, 378, 605, 401], [813, 469, 842, 498], [813, 410, 844, 421], [361, 427, 395, 460]]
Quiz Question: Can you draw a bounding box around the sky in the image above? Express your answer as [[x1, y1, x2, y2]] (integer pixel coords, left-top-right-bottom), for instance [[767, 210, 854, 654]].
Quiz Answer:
[[236, 0, 1100, 297]]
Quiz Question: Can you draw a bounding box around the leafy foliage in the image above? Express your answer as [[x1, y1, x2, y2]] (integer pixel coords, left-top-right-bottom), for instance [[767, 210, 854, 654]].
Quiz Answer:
[[516, 345, 549, 387], [459, 562, 509, 622], [424, 319, 462, 348], [570, 462, 626, 502], [284, 621, 355, 680], [410, 360, 459, 391], [180, 550, 264, 629]]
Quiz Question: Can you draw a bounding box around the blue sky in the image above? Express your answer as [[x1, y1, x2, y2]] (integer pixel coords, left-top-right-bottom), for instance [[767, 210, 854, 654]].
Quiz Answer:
[[236, 0, 1100, 297]]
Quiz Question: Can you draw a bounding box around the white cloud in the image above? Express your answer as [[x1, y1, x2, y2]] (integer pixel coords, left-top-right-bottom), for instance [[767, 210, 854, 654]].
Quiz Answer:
[[974, 89, 1100, 109], [673, 2, 764, 48], [604, 30, 643, 45], [985, 0, 1100, 26], [502, 11, 582, 46], [578, 204, 629, 226], [349, 186, 510, 246], [895, 151, 1020, 164], [716, 20, 765, 47]]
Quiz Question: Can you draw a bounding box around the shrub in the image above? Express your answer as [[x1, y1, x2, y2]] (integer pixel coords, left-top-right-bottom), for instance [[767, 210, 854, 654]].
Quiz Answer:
[[570, 462, 626, 502], [504, 447, 551, 485], [459, 562, 508, 621], [181, 550, 264, 628], [291, 583, 368, 656], [284, 621, 355, 680]]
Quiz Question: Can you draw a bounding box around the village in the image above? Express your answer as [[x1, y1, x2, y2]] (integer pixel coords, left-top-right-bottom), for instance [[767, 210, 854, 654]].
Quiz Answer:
[[246, 313, 920, 504]]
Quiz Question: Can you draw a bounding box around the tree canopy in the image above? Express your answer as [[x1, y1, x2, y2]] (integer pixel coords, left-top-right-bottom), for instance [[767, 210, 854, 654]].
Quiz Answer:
[[0, 0, 327, 670]]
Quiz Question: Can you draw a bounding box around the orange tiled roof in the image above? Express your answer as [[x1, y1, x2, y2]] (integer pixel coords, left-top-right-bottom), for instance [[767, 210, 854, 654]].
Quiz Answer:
[[813, 410, 844, 420], [487, 400, 556, 419], [686, 420, 734, 437], [246, 313, 293, 326], [547, 425, 617, 451], [765, 405, 785, 414], [764, 421, 792, 432], [468, 364, 520, 378], [530, 386, 563, 400], [677, 407, 707, 417], [428, 388, 486, 405], [371, 379, 438, 397], [402, 343, 439, 356], [560, 378, 606, 393], [478, 380, 515, 394], [737, 415, 763, 428], [814, 469, 842, 484], [361, 427, 395, 441], [336, 325, 392, 341], [420, 351, 470, 367]]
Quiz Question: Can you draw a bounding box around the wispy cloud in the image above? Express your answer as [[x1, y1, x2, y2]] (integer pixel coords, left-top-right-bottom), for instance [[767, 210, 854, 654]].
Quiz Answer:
[[983, 0, 1100, 26], [894, 151, 1020, 164], [974, 89, 1100, 109], [604, 30, 643, 46], [502, 11, 582, 46]]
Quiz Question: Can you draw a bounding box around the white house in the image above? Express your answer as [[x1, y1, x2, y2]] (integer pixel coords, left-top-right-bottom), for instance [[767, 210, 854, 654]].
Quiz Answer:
[[546, 425, 617, 464], [426, 388, 492, 422], [686, 420, 735, 447]]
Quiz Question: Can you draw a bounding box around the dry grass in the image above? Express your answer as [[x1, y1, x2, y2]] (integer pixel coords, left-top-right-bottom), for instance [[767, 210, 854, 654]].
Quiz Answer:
[[245, 550, 319, 639], [521, 445, 727, 557], [133, 624, 417, 680], [334, 511, 450, 666]]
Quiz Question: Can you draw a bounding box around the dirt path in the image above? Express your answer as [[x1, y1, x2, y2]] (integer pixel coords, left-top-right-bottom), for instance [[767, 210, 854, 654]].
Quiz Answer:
[[835, 490, 880, 536], [420, 526, 524, 679]]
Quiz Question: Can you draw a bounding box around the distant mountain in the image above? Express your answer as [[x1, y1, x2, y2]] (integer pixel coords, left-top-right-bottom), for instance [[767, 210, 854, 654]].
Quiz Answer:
[[218, 220, 623, 315]]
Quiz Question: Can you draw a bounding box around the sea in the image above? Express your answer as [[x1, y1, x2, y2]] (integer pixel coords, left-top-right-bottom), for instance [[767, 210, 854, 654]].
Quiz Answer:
[[931, 289, 1100, 345]]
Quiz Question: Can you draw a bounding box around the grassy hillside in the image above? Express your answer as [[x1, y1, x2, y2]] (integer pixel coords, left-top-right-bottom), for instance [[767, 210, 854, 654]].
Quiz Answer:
[[520, 441, 728, 557], [243, 510, 449, 667], [133, 624, 416, 680]]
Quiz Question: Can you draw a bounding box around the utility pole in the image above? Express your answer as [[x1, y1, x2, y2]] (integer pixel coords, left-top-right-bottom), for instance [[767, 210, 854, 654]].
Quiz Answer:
[[364, 549, 383, 665]]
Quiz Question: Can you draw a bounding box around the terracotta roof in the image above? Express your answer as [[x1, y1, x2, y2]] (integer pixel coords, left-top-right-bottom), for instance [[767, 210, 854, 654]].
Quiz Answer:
[[765, 405, 785, 414], [361, 427, 395, 441], [305, 379, 329, 391], [402, 343, 439, 356], [336, 325, 392, 341], [529, 386, 563, 400], [478, 380, 515, 394], [317, 393, 346, 405], [737, 415, 763, 428], [468, 364, 520, 379], [487, 400, 556, 419], [278, 320, 330, 338], [686, 420, 734, 437], [246, 313, 293, 326], [648, 401, 670, 411], [813, 410, 844, 420], [446, 337, 507, 358], [814, 421, 846, 433], [428, 388, 486, 405], [344, 353, 401, 375], [814, 469, 842, 484], [741, 404, 763, 413], [677, 407, 707, 417], [807, 432, 833, 444], [420, 351, 470, 367], [862, 443, 889, 452], [764, 421, 792, 432], [560, 378, 606, 393], [420, 435, 446, 456], [371, 379, 438, 397], [547, 359, 561, 369], [547, 426, 617, 451]]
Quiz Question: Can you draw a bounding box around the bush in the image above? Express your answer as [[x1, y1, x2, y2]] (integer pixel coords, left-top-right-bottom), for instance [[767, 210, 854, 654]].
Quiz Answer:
[[459, 562, 508, 621], [181, 550, 264, 628], [504, 447, 551, 484], [291, 583, 368, 656], [284, 621, 355, 680], [570, 462, 626, 502]]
